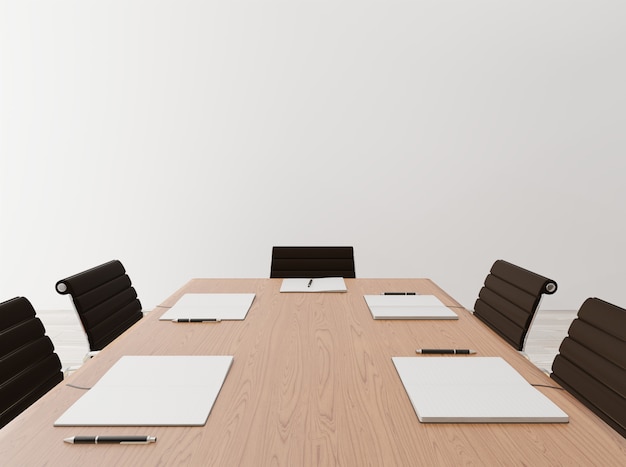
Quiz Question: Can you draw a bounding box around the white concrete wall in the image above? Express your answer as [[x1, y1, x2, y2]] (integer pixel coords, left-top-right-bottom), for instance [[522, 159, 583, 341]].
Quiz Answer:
[[2, 1, 625, 311]]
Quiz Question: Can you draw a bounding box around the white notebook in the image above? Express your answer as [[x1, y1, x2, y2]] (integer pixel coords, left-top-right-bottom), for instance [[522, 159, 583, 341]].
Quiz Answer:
[[280, 277, 347, 293], [364, 295, 458, 320], [392, 357, 568, 423], [159, 293, 255, 321], [54, 355, 233, 426]]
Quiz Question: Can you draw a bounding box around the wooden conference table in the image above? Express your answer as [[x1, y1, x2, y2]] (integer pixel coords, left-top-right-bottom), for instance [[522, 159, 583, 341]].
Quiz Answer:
[[1, 279, 624, 466]]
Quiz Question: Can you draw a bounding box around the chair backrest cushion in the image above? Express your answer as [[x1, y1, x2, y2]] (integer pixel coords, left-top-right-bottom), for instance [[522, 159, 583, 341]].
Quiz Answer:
[[270, 246, 356, 278], [551, 297, 625, 438], [55, 260, 143, 351], [0, 297, 63, 429], [473, 260, 557, 351]]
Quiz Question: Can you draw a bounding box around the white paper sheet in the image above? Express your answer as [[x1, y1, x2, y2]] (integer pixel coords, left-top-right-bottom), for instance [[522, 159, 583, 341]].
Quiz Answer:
[[159, 293, 255, 321], [280, 277, 347, 293], [54, 355, 234, 426]]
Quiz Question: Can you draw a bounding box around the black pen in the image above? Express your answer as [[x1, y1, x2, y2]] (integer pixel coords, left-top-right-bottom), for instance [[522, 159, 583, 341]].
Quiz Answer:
[[307, 279, 313, 287], [416, 349, 476, 355], [64, 436, 157, 444], [382, 292, 416, 295], [172, 318, 221, 322]]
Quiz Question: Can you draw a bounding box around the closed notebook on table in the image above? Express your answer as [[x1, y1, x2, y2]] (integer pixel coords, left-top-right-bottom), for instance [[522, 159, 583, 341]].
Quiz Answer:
[[393, 356, 568, 423], [364, 294, 458, 319]]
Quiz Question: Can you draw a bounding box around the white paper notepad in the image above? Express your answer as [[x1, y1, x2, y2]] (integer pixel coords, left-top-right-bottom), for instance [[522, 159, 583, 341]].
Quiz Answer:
[[280, 277, 347, 293], [54, 355, 233, 426], [364, 295, 458, 320], [159, 293, 255, 321], [392, 357, 568, 423]]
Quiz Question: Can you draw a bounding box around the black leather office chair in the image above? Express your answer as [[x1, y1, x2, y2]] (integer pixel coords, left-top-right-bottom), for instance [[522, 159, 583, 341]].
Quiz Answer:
[[270, 246, 356, 278], [55, 260, 143, 352], [473, 260, 557, 351], [551, 297, 625, 438], [0, 297, 64, 429]]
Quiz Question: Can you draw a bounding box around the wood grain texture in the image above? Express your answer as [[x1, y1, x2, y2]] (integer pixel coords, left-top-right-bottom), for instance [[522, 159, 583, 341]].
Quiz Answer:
[[1, 279, 624, 466]]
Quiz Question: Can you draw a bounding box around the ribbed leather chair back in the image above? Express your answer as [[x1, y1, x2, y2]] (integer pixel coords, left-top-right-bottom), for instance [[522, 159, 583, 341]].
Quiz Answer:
[[270, 246, 356, 278], [1, 297, 63, 429], [551, 298, 625, 438], [55, 260, 143, 351], [474, 260, 557, 351]]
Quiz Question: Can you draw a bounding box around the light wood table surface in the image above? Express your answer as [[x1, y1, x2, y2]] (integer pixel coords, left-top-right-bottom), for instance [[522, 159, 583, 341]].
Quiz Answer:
[[1, 279, 624, 466]]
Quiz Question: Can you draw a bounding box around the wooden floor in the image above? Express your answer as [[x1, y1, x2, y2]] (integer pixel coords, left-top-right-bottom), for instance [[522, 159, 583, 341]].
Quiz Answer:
[[37, 308, 578, 372], [524, 309, 578, 370]]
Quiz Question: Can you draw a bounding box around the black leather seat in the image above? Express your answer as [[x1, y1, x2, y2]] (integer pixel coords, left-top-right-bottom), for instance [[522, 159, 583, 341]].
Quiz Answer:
[[270, 246, 356, 278], [473, 260, 557, 351], [55, 260, 143, 351], [551, 297, 625, 438], [1, 297, 63, 429]]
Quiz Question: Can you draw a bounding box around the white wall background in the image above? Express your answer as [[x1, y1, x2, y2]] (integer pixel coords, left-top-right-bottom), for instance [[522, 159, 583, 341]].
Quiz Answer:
[[2, 1, 625, 312]]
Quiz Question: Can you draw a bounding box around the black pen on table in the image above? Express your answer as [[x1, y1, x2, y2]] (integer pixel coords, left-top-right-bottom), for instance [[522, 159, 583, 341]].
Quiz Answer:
[[382, 292, 416, 295], [64, 436, 156, 444], [307, 279, 313, 288], [172, 318, 221, 322], [416, 349, 476, 355]]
